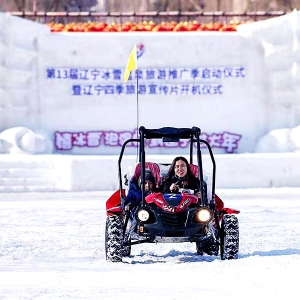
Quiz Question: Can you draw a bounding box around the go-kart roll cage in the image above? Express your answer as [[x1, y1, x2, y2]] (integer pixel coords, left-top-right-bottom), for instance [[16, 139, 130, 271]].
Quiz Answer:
[[118, 126, 216, 208]]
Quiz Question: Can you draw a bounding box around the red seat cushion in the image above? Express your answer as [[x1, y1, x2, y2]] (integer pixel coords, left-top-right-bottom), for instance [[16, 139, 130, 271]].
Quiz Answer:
[[132, 162, 161, 188]]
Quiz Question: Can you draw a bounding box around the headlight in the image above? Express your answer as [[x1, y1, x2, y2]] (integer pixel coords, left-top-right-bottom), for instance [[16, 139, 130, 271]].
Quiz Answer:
[[195, 208, 212, 223], [137, 209, 150, 222]]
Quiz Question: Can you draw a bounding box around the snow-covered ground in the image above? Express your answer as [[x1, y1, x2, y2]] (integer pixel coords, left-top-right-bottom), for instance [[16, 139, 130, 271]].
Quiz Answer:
[[0, 188, 299, 299]]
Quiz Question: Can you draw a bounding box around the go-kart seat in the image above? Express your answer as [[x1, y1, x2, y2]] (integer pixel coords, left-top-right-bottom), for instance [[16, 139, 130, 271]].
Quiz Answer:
[[189, 164, 224, 211], [189, 164, 199, 177]]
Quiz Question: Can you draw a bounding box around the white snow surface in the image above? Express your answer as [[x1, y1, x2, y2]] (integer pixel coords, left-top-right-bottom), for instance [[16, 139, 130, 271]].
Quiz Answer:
[[0, 188, 299, 299]]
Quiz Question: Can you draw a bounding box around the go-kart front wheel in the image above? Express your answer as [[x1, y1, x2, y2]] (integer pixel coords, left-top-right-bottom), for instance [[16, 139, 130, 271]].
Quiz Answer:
[[105, 215, 124, 262], [220, 214, 239, 260]]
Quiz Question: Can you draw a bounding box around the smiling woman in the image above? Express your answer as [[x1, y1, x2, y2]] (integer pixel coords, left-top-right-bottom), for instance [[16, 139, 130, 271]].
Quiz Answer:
[[162, 156, 200, 195]]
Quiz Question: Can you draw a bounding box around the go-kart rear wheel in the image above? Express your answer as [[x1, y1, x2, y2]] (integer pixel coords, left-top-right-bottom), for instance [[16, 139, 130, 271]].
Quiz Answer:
[[122, 234, 131, 257], [105, 215, 124, 262], [220, 214, 239, 260], [204, 244, 219, 256], [196, 242, 219, 256], [196, 242, 204, 255]]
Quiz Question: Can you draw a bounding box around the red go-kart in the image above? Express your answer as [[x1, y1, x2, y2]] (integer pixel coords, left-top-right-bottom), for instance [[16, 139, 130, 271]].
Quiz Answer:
[[105, 126, 240, 262]]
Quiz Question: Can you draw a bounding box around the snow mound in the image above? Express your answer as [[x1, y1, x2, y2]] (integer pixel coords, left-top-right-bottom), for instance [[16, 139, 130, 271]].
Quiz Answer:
[[0, 127, 53, 154], [255, 125, 300, 153]]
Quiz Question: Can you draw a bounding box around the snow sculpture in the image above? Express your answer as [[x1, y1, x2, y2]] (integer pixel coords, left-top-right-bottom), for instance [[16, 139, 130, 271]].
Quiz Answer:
[[0, 127, 53, 154]]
